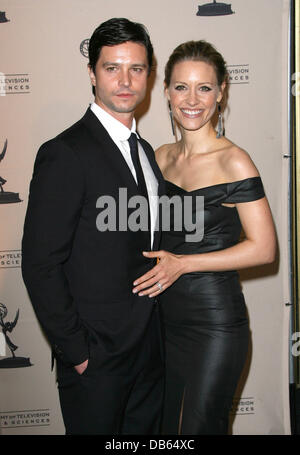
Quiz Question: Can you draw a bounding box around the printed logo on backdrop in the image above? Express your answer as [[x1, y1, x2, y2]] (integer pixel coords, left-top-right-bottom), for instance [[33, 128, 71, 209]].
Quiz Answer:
[[0, 11, 10, 23], [196, 1, 234, 16], [227, 64, 250, 84], [0, 73, 30, 95], [0, 250, 22, 269], [80, 39, 89, 58], [0, 302, 32, 368], [230, 396, 255, 416], [0, 409, 51, 429], [0, 139, 22, 204]]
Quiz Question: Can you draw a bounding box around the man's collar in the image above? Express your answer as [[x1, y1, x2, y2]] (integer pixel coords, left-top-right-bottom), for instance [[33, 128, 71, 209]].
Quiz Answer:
[[90, 102, 137, 141]]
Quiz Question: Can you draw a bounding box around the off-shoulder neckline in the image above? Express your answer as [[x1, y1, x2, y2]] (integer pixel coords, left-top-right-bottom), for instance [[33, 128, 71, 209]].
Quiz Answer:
[[164, 176, 261, 194]]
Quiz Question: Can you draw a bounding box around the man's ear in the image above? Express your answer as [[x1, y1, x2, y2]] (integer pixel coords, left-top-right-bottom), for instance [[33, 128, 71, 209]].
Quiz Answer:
[[87, 64, 96, 87]]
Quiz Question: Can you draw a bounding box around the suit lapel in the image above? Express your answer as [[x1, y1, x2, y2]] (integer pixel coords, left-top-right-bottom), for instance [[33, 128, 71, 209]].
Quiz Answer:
[[81, 107, 166, 251], [81, 108, 138, 195], [139, 137, 165, 195], [139, 137, 166, 251]]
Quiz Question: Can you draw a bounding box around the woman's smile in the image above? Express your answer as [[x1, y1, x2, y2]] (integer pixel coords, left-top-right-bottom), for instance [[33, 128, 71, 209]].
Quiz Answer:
[[180, 108, 204, 118]]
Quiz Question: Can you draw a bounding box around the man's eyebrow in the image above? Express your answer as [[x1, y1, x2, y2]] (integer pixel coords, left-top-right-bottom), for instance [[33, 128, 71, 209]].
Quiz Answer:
[[102, 62, 147, 68], [102, 62, 119, 67]]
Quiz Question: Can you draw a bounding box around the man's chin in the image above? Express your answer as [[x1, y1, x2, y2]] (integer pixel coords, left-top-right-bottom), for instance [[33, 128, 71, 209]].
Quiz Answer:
[[111, 103, 139, 114], [95, 99, 142, 117]]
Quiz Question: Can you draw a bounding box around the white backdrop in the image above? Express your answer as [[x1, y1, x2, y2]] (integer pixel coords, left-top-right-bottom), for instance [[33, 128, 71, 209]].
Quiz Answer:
[[0, 0, 291, 434]]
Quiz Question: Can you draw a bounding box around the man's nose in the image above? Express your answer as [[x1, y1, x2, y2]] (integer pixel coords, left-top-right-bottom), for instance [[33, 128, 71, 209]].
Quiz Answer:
[[119, 69, 131, 87]]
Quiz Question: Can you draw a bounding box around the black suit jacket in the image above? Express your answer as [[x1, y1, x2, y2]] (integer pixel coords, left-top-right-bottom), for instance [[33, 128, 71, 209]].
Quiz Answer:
[[22, 108, 165, 375]]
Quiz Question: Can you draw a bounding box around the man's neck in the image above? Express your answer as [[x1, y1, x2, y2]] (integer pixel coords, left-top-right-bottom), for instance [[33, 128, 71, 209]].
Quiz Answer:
[[93, 100, 134, 129]]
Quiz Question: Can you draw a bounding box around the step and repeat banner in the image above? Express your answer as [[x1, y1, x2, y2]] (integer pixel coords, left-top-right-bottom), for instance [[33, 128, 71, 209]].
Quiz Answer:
[[0, 0, 292, 434]]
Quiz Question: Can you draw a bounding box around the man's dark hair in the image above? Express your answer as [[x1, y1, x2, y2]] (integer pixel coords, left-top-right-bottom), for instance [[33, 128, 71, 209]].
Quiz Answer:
[[88, 17, 153, 80]]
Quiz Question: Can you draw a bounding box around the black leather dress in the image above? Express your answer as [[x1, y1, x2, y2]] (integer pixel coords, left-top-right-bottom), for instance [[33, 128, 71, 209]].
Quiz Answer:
[[159, 177, 265, 434]]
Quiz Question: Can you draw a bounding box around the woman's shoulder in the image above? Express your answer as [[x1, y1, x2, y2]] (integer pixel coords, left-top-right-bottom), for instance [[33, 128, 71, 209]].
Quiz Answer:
[[219, 142, 260, 181], [155, 142, 177, 168], [155, 142, 176, 155]]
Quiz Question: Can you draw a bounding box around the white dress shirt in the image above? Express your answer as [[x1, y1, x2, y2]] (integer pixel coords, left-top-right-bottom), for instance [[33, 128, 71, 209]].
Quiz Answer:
[[90, 102, 158, 248]]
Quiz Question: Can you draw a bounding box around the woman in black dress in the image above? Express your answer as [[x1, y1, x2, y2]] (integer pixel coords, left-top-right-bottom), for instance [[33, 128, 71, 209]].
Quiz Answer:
[[132, 41, 276, 435]]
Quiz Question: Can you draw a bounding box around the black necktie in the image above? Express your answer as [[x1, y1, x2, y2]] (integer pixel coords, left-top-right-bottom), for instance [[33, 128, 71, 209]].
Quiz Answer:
[[128, 133, 148, 197], [128, 133, 151, 232]]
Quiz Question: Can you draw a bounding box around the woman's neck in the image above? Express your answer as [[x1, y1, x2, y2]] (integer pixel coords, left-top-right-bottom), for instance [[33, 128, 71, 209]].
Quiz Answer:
[[179, 121, 218, 157]]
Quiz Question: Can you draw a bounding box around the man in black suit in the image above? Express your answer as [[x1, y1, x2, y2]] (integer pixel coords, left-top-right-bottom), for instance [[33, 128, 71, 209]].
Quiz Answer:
[[22, 18, 165, 435]]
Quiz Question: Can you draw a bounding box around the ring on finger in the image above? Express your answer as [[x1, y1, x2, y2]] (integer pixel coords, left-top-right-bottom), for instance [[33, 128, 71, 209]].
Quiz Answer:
[[156, 282, 163, 292]]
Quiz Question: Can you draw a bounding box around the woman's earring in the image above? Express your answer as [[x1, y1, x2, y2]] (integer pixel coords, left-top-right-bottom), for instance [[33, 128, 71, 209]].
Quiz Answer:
[[216, 103, 224, 138], [168, 101, 175, 136]]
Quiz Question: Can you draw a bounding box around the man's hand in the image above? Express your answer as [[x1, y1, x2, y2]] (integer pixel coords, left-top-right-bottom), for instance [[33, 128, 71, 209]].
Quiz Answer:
[[74, 359, 89, 375]]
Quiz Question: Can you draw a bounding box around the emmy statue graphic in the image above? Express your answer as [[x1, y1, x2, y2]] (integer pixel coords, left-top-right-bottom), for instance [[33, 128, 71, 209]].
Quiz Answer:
[[0, 303, 32, 368], [196, 0, 234, 16], [0, 11, 10, 23], [0, 139, 22, 204]]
